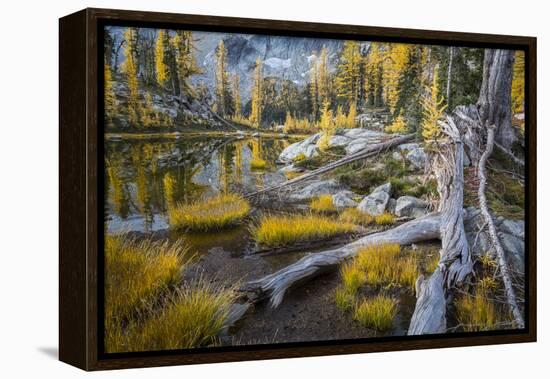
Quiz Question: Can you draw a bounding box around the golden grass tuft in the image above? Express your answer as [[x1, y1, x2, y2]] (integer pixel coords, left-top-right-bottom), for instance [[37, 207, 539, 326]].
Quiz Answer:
[[105, 235, 193, 352], [339, 208, 374, 226], [455, 289, 497, 332], [340, 261, 367, 294], [334, 286, 355, 312], [253, 214, 355, 247], [105, 235, 187, 324], [353, 295, 397, 330], [424, 252, 441, 273], [250, 158, 267, 170], [109, 279, 236, 352], [310, 194, 336, 213], [168, 193, 250, 232], [374, 212, 395, 225], [355, 244, 419, 291]]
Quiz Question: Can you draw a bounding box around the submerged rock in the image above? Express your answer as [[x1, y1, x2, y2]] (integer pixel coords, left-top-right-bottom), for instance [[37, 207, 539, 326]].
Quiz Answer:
[[357, 182, 392, 216], [395, 196, 428, 218]]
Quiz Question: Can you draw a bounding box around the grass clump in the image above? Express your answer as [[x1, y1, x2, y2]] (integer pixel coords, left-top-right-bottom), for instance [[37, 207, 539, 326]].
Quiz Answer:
[[340, 261, 367, 294], [168, 193, 250, 232], [250, 158, 267, 170], [353, 295, 397, 330], [105, 235, 187, 323], [310, 194, 336, 213], [424, 251, 441, 273], [334, 286, 356, 312], [253, 214, 355, 247], [105, 235, 192, 352], [455, 289, 497, 332], [113, 279, 236, 352], [339, 208, 374, 226], [355, 244, 419, 291], [374, 212, 395, 225]]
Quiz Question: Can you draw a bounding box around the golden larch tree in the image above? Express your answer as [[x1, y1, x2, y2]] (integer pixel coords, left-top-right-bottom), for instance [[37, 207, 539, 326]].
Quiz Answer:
[[214, 40, 230, 116], [309, 59, 319, 120], [511, 50, 525, 115], [335, 41, 362, 108], [104, 57, 117, 126], [421, 67, 447, 142], [232, 72, 242, 118], [122, 27, 140, 125], [317, 99, 335, 150], [155, 30, 169, 86], [382, 43, 411, 113], [249, 57, 264, 128]]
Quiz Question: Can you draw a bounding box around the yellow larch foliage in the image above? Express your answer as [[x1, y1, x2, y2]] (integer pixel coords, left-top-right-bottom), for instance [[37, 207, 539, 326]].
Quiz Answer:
[[317, 46, 331, 106], [317, 100, 335, 151], [385, 114, 407, 134], [309, 58, 319, 119], [346, 102, 357, 128], [511, 50, 525, 115], [364, 42, 384, 105], [155, 30, 169, 86], [335, 41, 362, 107], [104, 58, 117, 125], [382, 43, 411, 113], [421, 67, 447, 142], [249, 57, 264, 128], [122, 27, 140, 125]]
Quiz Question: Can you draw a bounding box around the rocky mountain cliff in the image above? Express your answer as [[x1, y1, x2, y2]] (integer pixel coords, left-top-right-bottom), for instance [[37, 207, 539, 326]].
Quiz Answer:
[[192, 31, 345, 100], [107, 26, 349, 101]]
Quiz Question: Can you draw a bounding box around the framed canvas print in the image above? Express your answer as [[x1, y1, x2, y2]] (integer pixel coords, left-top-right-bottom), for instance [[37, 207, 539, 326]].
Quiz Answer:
[[59, 8, 536, 371]]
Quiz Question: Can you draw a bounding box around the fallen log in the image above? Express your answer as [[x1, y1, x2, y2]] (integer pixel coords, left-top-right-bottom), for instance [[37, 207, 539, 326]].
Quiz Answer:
[[477, 125, 525, 328], [244, 133, 415, 199], [240, 213, 441, 308]]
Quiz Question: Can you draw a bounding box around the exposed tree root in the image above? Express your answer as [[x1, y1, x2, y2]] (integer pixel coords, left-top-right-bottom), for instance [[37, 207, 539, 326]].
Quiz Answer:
[[240, 213, 441, 308]]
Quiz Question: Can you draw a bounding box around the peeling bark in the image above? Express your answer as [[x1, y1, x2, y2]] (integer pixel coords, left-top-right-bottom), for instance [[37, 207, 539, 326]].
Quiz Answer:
[[477, 49, 515, 150]]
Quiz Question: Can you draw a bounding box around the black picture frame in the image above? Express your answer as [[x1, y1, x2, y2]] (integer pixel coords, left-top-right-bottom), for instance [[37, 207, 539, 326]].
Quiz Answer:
[[59, 8, 537, 371]]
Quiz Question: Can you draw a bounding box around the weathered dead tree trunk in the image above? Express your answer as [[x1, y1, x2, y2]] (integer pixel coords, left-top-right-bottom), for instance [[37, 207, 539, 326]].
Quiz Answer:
[[245, 133, 414, 199], [408, 117, 473, 335], [477, 125, 525, 328], [241, 213, 441, 308], [477, 49, 515, 150]]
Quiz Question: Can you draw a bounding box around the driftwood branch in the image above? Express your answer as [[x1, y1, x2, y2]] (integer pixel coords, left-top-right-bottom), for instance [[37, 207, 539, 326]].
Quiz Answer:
[[240, 213, 441, 308], [244, 133, 415, 199], [477, 125, 525, 328]]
